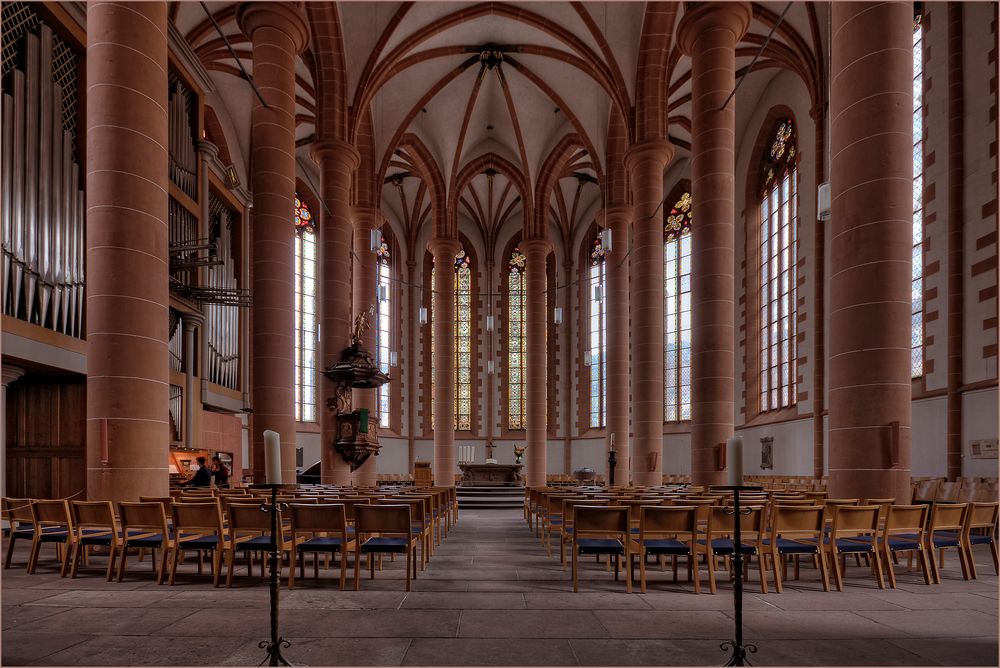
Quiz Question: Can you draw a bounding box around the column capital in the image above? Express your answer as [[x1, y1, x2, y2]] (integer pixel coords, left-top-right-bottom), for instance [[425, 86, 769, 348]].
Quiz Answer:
[[311, 139, 361, 171], [624, 139, 675, 178], [237, 2, 310, 54], [676, 2, 752, 55], [427, 237, 462, 259], [519, 238, 554, 258], [1, 365, 25, 387], [197, 140, 219, 160], [182, 311, 205, 330]]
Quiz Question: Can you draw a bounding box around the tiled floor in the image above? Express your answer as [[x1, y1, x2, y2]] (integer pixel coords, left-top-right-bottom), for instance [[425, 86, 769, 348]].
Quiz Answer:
[[2, 509, 997, 666]]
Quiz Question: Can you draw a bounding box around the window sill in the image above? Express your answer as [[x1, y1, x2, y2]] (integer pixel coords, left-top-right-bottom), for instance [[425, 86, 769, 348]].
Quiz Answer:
[[741, 406, 807, 428]]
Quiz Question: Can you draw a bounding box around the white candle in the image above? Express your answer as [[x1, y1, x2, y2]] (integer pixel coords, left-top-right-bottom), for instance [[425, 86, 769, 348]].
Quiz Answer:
[[727, 435, 744, 486], [263, 430, 281, 484]]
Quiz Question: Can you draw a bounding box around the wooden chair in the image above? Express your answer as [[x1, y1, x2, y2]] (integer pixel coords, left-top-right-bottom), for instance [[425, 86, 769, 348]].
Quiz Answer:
[[117, 501, 170, 584], [353, 504, 419, 592], [631, 505, 700, 594], [558, 498, 604, 568], [925, 502, 972, 583], [571, 505, 631, 593], [169, 501, 226, 587], [826, 505, 884, 591], [224, 503, 286, 588], [379, 497, 428, 570], [963, 501, 999, 578], [27, 499, 74, 576], [764, 505, 829, 592], [702, 505, 767, 594], [879, 504, 931, 588], [288, 503, 352, 590], [3, 497, 35, 569], [69, 501, 120, 580]]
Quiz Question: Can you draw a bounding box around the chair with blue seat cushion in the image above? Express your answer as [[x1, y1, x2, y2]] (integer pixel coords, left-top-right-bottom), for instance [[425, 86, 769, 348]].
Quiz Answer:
[[169, 501, 225, 587], [925, 502, 971, 583], [379, 497, 428, 570], [631, 505, 699, 594], [354, 504, 418, 592], [879, 504, 931, 587], [69, 501, 120, 581], [27, 499, 74, 577], [117, 501, 171, 584], [764, 504, 829, 592], [558, 497, 604, 569], [571, 505, 631, 593], [287, 503, 352, 590], [826, 504, 884, 591], [3, 498, 36, 570], [225, 502, 292, 588], [702, 505, 767, 594], [963, 502, 999, 579]]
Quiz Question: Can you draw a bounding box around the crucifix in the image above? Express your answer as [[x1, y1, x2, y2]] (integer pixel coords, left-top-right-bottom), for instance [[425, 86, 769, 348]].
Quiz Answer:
[[485, 441, 495, 460]]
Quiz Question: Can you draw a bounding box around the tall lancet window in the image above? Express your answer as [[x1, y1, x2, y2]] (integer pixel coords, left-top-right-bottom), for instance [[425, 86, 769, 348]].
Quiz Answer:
[[507, 247, 527, 430], [294, 196, 317, 422], [911, 15, 925, 377], [376, 234, 392, 427], [431, 248, 473, 431], [589, 233, 607, 428], [759, 118, 798, 412], [664, 192, 693, 422]]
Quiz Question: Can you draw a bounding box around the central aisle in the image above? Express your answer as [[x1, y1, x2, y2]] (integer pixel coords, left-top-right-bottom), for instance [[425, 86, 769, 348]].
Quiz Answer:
[[1, 509, 997, 666]]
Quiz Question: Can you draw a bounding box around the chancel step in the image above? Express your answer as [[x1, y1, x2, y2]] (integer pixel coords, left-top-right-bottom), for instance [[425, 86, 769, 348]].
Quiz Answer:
[[457, 485, 525, 509]]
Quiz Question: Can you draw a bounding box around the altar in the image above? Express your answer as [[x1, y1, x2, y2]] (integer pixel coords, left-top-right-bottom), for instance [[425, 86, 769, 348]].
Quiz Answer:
[[458, 463, 525, 486]]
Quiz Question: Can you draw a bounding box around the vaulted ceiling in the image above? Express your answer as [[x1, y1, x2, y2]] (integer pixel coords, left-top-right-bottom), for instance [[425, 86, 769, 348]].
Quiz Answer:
[[170, 1, 828, 255]]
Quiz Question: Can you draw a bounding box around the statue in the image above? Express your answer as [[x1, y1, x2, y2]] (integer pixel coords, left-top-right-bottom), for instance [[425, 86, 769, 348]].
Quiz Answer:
[[351, 304, 376, 346]]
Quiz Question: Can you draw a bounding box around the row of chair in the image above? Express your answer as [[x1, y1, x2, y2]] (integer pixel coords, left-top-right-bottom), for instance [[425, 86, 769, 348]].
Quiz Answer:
[[2, 486, 460, 592], [526, 486, 998, 594]]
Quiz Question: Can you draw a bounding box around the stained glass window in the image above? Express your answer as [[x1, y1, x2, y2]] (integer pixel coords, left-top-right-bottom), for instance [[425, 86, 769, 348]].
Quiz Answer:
[[294, 196, 317, 422], [911, 16, 924, 377], [589, 233, 607, 428], [664, 192, 692, 421], [431, 249, 473, 431], [759, 119, 798, 412], [376, 234, 392, 427], [507, 247, 527, 429]]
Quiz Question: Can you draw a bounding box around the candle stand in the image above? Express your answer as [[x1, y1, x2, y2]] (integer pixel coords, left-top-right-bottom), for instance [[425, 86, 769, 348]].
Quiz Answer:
[[250, 483, 297, 666], [714, 485, 763, 666], [607, 449, 617, 487]]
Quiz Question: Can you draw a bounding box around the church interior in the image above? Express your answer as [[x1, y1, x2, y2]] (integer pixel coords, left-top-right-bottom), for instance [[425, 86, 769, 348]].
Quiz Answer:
[[1, 1, 998, 666]]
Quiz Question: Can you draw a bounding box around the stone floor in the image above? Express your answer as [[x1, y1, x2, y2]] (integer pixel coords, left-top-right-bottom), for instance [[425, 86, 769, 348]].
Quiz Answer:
[[2, 509, 997, 666]]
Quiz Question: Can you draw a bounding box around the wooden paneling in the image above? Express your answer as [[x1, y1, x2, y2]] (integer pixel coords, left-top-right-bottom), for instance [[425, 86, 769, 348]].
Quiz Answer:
[[5, 377, 85, 499]]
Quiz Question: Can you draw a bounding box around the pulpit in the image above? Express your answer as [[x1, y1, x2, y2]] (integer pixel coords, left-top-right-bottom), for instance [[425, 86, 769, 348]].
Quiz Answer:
[[459, 463, 525, 486]]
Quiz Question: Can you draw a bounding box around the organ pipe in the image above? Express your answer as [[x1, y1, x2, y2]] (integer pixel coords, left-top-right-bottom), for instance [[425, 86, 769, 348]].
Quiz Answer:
[[1, 25, 84, 337], [206, 195, 241, 390]]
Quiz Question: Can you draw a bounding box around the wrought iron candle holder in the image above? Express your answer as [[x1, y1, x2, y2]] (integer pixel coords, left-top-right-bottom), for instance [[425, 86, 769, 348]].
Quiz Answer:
[[714, 484, 763, 666], [250, 483, 297, 666]]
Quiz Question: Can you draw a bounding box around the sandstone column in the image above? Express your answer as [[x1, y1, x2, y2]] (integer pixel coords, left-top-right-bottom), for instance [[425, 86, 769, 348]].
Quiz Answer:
[[238, 2, 309, 484], [829, 2, 913, 501], [521, 238, 552, 487], [429, 237, 462, 487], [86, 1, 170, 501], [624, 141, 673, 486], [678, 2, 751, 487], [352, 205, 379, 486], [604, 206, 632, 483], [313, 140, 360, 485]]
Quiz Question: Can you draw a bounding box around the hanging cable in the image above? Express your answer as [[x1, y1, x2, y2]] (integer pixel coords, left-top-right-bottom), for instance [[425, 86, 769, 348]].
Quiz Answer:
[[199, 2, 269, 109], [719, 2, 793, 111]]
